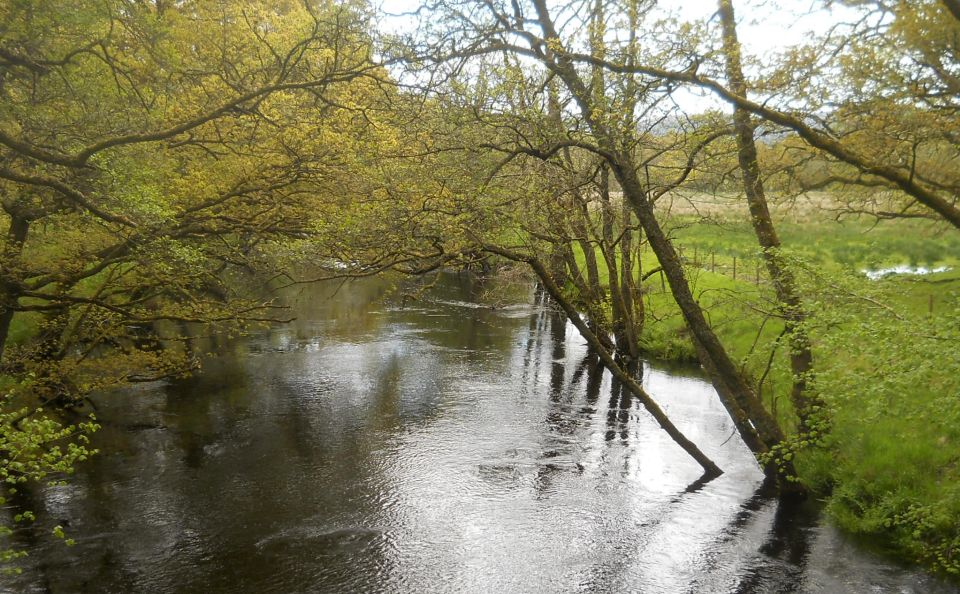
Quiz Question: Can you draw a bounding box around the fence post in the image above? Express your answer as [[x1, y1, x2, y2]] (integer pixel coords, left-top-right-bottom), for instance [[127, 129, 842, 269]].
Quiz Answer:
[[733, 256, 737, 280]]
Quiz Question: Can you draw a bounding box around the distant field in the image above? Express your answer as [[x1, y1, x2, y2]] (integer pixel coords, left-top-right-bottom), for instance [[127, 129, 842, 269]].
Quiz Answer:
[[655, 193, 960, 267]]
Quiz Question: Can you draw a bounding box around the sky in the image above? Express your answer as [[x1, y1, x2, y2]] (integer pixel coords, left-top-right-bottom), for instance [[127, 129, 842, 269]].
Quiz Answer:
[[376, 0, 853, 53], [375, 0, 859, 112]]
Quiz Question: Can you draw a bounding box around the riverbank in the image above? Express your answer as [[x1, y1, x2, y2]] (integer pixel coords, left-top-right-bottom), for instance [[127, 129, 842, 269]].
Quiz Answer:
[[572, 215, 960, 578]]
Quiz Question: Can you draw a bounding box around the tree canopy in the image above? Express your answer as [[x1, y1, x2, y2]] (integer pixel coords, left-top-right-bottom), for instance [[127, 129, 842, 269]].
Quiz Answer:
[[1, 0, 959, 579]]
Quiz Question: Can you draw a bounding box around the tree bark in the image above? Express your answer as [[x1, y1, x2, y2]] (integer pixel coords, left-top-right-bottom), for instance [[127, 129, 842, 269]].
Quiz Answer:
[[718, 0, 823, 431], [597, 167, 640, 361], [571, 197, 604, 304], [620, 196, 643, 349], [561, 239, 615, 352], [484, 243, 723, 479], [531, 0, 801, 492], [0, 212, 29, 364]]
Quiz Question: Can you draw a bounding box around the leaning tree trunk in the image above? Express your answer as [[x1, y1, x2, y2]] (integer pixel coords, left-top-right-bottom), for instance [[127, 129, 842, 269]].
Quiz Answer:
[[560, 238, 615, 352], [528, 0, 801, 493], [483, 243, 723, 479], [614, 157, 803, 491], [615, 164, 787, 457], [718, 0, 824, 432]]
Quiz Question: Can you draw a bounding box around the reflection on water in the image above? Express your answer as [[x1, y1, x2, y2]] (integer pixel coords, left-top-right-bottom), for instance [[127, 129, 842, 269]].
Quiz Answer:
[[3, 273, 957, 593]]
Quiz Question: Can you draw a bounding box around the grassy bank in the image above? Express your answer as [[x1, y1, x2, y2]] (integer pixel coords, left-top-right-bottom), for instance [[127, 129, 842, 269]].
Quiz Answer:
[[574, 214, 960, 577]]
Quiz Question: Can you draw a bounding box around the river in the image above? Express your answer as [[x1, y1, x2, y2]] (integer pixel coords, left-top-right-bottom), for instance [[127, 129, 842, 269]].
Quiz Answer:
[[3, 273, 957, 593]]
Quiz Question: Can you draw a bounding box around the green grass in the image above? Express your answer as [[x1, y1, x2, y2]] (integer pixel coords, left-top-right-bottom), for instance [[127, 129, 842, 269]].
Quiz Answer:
[[611, 215, 960, 375], [668, 216, 960, 270], [5, 312, 41, 346], [571, 212, 960, 578]]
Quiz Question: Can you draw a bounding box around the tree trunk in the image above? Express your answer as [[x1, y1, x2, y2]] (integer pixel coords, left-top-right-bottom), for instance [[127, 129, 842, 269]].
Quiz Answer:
[[561, 239, 615, 352], [597, 167, 640, 361], [0, 212, 29, 364], [620, 196, 643, 348], [571, 198, 604, 304], [615, 161, 802, 489], [484, 243, 723, 479], [718, 0, 823, 431], [547, 242, 568, 288]]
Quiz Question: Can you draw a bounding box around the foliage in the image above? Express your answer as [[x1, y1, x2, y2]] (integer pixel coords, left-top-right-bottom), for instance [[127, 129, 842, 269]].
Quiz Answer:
[[799, 266, 960, 576], [0, 0, 396, 569], [1, 0, 959, 581], [0, 378, 99, 572], [0, 0, 392, 385]]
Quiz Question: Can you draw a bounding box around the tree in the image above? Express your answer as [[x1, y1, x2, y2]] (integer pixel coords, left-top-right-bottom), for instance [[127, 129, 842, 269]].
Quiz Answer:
[[409, 0, 801, 490], [542, 0, 960, 229], [0, 0, 388, 394], [0, 0, 393, 561], [716, 0, 822, 432]]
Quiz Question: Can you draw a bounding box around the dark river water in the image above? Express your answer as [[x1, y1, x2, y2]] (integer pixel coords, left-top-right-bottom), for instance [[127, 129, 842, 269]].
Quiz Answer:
[[4, 273, 957, 593]]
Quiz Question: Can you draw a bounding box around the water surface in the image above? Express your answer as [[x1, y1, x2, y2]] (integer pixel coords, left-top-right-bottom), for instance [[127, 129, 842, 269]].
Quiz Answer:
[[4, 273, 956, 593]]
